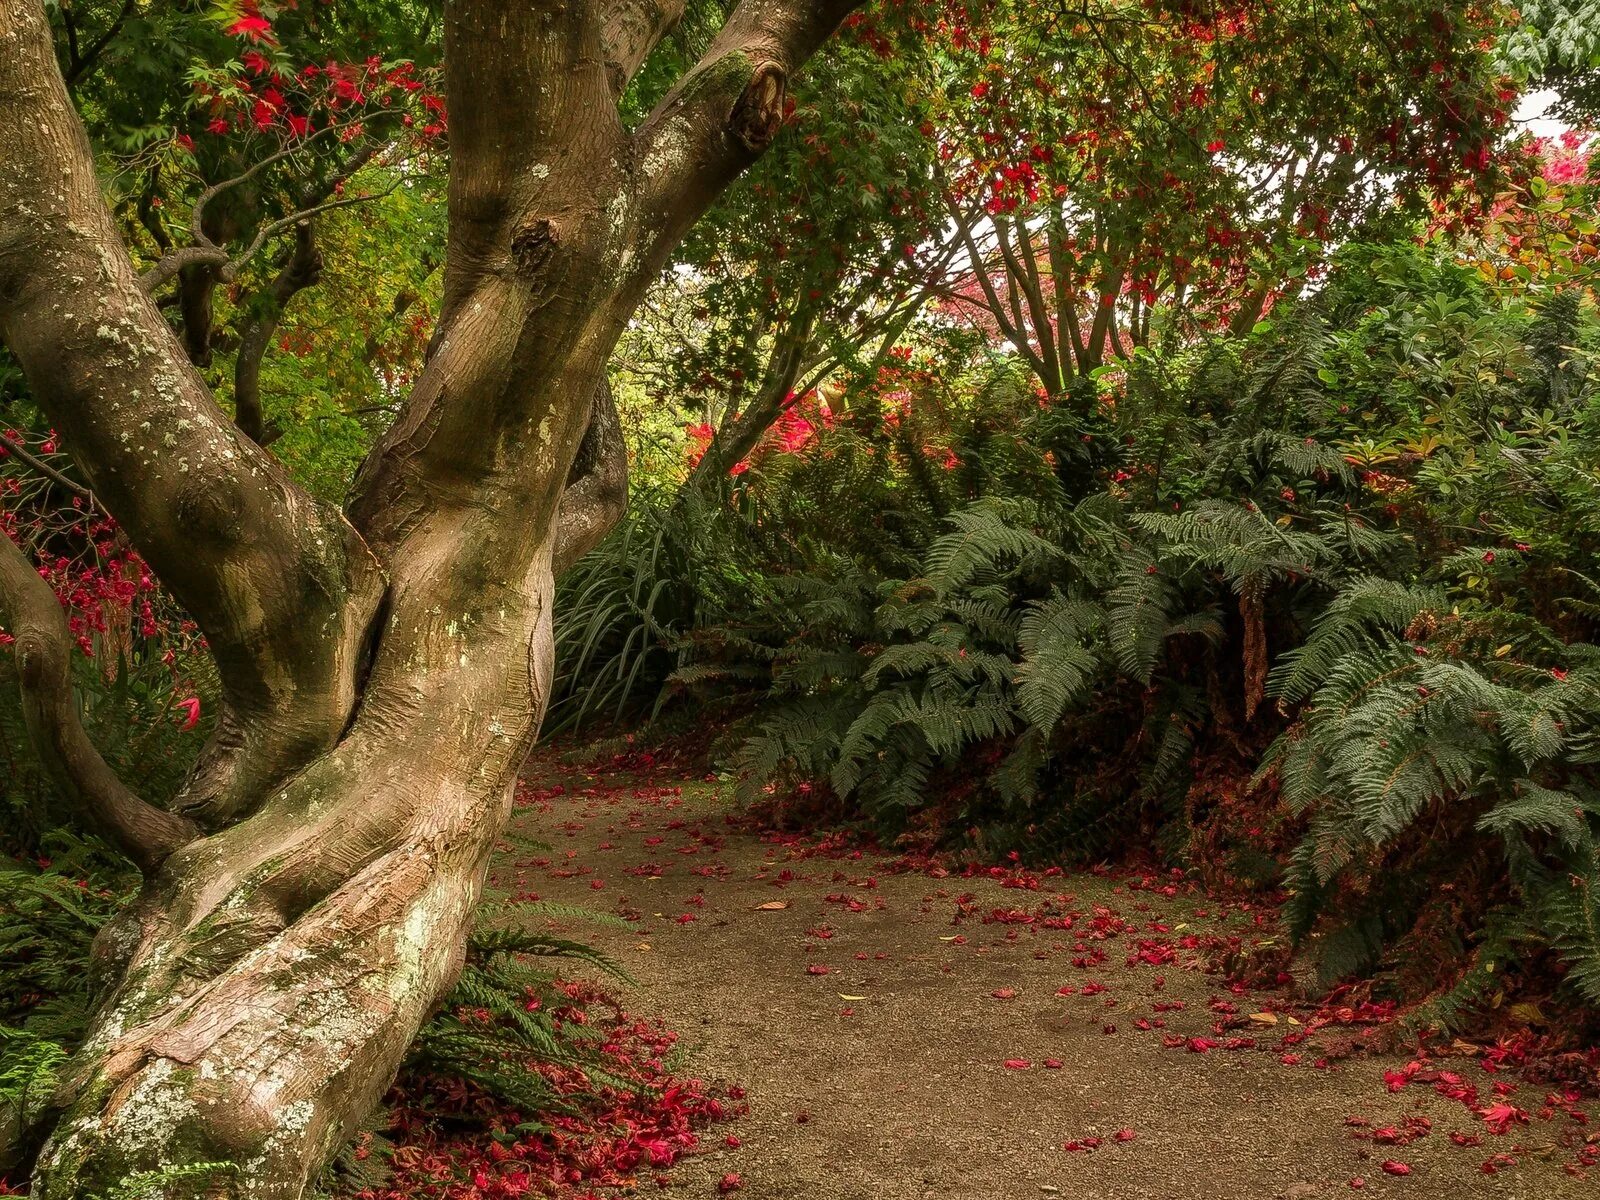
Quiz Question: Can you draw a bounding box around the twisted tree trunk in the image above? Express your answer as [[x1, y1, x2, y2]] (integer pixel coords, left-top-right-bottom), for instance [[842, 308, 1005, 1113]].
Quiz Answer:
[[0, 1, 859, 1194]]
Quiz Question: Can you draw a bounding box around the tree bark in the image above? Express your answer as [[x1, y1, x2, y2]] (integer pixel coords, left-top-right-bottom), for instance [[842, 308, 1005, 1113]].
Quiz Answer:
[[0, 0, 861, 1195]]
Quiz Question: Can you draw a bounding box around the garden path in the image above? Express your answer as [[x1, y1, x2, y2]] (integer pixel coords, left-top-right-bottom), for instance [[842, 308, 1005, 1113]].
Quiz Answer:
[[503, 747, 1597, 1200]]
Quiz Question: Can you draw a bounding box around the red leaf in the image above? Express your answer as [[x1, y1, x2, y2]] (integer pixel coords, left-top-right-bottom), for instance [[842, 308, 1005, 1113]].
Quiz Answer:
[[1479, 1101, 1528, 1135], [226, 15, 275, 43]]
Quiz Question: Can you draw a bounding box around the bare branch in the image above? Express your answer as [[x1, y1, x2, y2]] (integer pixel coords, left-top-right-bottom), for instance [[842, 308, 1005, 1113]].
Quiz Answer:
[[224, 181, 401, 284], [554, 379, 630, 575], [1, 437, 93, 500], [189, 125, 342, 248], [138, 125, 356, 294], [946, 198, 1050, 384], [139, 244, 229, 295], [234, 220, 323, 446], [0, 534, 200, 872]]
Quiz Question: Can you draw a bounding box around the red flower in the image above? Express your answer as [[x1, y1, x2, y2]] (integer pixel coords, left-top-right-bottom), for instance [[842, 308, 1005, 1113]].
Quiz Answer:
[[1380, 1161, 1411, 1176], [717, 1173, 743, 1193], [1206, 139, 1225, 153], [176, 697, 201, 731]]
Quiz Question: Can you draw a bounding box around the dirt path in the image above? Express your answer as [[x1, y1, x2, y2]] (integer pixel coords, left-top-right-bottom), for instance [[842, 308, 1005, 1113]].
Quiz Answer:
[[497, 750, 1598, 1200]]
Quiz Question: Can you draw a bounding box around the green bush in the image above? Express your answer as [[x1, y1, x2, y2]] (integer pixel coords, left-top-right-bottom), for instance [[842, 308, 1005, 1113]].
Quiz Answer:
[[557, 242, 1600, 1029]]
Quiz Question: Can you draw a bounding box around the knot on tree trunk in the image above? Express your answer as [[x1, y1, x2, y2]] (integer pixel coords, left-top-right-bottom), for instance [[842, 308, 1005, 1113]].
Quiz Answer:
[[511, 217, 560, 277], [731, 63, 787, 153], [14, 632, 58, 690], [173, 473, 247, 544]]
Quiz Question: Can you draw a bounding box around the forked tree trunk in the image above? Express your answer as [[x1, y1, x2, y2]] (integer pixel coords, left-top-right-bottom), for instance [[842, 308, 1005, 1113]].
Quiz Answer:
[[0, 1, 859, 1195]]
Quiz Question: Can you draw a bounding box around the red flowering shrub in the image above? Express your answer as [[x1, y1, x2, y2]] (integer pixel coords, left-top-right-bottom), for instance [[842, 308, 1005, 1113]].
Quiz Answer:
[[1, 429, 212, 844]]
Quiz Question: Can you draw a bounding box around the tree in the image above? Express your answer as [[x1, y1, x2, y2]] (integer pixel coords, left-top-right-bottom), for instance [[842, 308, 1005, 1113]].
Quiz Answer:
[[1502, 0, 1600, 121], [0, 0, 859, 1194], [924, 0, 1518, 396], [624, 4, 955, 491]]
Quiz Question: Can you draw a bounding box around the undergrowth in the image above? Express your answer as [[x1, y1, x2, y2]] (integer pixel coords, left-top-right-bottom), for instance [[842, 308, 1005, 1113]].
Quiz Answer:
[[548, 242, 1600, 1038]]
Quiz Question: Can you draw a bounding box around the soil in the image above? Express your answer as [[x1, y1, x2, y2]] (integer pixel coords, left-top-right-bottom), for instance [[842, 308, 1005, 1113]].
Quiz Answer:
[[496, 749, 1598, 1200]]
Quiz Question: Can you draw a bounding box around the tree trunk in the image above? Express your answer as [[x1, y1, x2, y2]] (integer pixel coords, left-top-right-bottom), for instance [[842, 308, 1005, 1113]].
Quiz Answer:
[[0, 0, 861, 1195]]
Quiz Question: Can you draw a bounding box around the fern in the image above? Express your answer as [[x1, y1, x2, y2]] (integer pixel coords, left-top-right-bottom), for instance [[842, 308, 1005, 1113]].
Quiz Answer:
[[1015, 594, 1101, 733], [1542, 826, 1600, 1005], [407, 905, 638, 1130], [1269, 578, 1446, 704], [923, 498, 1064, 595], [1105, 550, 1174, 682]]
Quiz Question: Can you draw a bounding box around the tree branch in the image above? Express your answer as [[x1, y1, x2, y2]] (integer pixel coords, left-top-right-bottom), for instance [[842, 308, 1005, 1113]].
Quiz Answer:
[[554, 379, 629, 576], [234, 220, 323, 446], [1, 437, 93, 500], [690, 302, 818, 486], [0, 1, 387, 827], [138, 125, 351, 295], [62, 0, 136, 89], [632, 0, 862, 274], [139, 244, 229, 296], [602, 0, 688, 93], [0, 534, 199, 872]]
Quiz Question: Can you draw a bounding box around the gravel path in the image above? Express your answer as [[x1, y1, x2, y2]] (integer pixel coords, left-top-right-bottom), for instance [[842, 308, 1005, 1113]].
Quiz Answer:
[[497, 750, 1598, 1200]]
